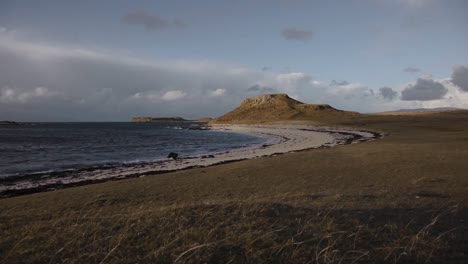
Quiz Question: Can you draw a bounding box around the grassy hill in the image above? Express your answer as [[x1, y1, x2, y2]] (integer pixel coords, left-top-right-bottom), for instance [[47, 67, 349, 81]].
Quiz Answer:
[[211, 93, 360, 124]]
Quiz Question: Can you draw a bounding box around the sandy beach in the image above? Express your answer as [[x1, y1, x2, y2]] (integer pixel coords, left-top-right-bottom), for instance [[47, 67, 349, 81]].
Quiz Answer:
[[0, 124, 380, 197]]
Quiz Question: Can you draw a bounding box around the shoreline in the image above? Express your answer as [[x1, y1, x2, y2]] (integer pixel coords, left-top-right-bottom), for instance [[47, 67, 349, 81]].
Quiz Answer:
[[0, 125, 383, 198]]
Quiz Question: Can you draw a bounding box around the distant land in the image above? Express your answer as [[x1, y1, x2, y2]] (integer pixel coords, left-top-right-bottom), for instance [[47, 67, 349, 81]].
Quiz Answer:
[[131, 117, 189, 122], [376, 107, 464, 115], [195, 117, 213, 122], [0, 121, 18, 125]]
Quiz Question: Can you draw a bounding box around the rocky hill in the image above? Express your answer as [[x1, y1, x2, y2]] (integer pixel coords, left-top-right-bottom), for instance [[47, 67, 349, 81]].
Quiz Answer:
[[211, 93, 359, 124]]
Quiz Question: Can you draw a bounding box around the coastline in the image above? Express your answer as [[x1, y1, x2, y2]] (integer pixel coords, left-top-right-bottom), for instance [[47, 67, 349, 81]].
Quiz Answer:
[[0, 124, 382, 198]]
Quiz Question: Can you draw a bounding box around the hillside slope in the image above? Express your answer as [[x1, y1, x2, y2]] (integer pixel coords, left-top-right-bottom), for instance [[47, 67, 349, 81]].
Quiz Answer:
[[211, 93, 360, 124]]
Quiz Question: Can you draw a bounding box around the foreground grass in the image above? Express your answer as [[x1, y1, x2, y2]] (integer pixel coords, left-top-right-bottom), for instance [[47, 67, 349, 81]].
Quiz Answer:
[[1, 111, 468, 263], [1, 196, 466, 263]]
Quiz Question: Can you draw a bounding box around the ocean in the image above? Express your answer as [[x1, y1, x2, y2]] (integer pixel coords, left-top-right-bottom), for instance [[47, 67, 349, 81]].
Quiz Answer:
[[0, 122, 269, 179]]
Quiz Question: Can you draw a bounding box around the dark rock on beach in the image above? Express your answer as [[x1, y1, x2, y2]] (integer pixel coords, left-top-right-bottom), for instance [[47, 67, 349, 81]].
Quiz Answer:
[[167, 152, 179, 160]]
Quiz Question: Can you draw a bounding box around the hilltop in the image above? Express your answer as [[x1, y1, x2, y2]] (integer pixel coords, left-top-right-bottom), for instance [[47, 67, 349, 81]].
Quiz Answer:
[[211, 93, 360, 124]]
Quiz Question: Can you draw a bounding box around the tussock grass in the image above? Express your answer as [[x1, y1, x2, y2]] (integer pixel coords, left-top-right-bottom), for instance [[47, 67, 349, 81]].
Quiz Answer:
[[1, 197, 466, 263]]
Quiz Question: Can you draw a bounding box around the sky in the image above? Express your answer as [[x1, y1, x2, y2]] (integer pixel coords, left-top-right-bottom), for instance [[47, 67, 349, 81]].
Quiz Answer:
[[0, 0, 467, 121]]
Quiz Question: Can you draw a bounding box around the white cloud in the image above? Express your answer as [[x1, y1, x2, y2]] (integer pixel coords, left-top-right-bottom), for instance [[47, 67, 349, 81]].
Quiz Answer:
[[274, 72, 313, 99], [451, 65, 468, 92], [161, 90, 187, 101], [210, 88, 226, 97], [0, 86, 55, 104], [325, 83, 369, 97]]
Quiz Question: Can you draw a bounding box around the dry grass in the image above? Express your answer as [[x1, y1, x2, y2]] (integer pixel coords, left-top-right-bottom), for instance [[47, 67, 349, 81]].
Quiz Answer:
[[1, 110, 468, 263], [1, 196, 465, 263]]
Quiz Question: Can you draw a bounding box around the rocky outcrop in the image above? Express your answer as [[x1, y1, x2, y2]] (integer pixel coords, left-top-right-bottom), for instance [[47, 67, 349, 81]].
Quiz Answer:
[[211, 93, 359, 124], [132, 117, 188, 122]]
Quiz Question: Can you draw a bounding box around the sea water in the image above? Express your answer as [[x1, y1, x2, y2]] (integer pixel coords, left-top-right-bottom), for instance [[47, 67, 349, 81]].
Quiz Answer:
[[0, 122, 269, 179]]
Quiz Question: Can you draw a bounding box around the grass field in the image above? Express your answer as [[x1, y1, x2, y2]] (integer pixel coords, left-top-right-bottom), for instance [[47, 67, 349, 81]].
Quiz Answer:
[[1, 111, 468, 263]]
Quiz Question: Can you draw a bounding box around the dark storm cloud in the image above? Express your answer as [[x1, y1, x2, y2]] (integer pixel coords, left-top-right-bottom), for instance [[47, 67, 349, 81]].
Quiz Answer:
[[379, 87, 397, 100], [451, 65, 468, 92], [330, 80, 349, 86], [123, 10, 185, 30], [403, 67, 421, 73], [0, 36, 270, 121], [281, 28, 314, 42], [401, 77, 448, 101]]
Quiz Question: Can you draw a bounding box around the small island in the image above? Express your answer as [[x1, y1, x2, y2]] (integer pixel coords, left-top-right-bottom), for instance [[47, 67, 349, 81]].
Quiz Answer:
[[0, 121, 19, 126], [131, 117, 189, 122]]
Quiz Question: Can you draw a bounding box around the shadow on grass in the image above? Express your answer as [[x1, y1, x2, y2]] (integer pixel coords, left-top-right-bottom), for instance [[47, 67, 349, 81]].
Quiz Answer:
[[1, 201, 466, 263]]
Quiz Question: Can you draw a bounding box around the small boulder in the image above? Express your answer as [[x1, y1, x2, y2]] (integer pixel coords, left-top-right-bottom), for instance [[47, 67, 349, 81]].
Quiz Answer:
[[167, 152, 179, 160]]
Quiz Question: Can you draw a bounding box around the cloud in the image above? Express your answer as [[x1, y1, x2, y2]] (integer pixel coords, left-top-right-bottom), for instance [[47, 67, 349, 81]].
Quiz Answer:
[[0, 86, 55, 103], [275, 72, 312, 84], [379, 87, 398, 100], [274, 72, 313, 98], [123, 10, 185, 30], [210, 88, 226, 97], [261, 67, 271, 71], [401, 77, 448, 101], [281, 28, 313, 42], [247, 84, 274, 94], [330, 80, 349, 86], [161, 90, 187, 101], [325, 83, 370, 98], [451, 65, 468, 92], [0, 34, 274, 120], [403, 67, 421, 73], [0, 33, 466, 121]]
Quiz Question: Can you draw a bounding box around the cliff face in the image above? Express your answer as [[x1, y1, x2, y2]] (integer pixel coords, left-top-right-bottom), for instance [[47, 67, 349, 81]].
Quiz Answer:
[[211, 93, 359, 124], [131, 117, 187, 122]]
